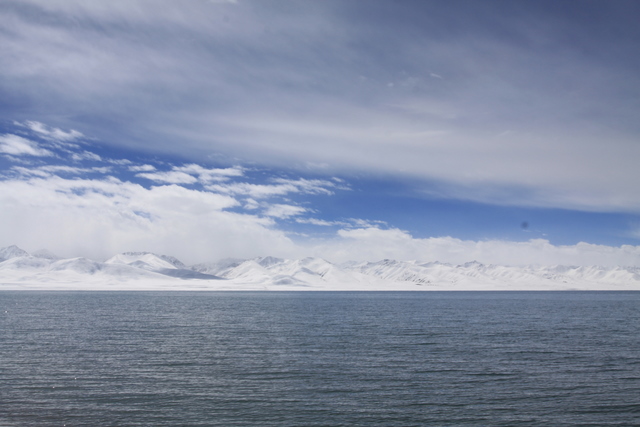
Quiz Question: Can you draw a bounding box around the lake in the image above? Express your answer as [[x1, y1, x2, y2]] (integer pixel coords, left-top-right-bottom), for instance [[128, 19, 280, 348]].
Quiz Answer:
[[1, 291, 639, 426]]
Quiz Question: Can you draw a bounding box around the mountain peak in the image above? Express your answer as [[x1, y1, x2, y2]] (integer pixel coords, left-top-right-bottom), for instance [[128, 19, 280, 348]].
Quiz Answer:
[[107, 252, 186, 269], [0, 245, 30, 261]]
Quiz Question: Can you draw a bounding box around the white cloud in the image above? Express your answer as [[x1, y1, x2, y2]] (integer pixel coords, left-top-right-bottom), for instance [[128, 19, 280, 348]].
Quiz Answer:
[[347, 218, 389, 229], [0, 134, 53, 157], [136, 170, 198, 184], [1, 173, 638, 267], [263, 204, 307, 219], [307, 227, 640, 267], [207, 182, 298, 198], [108, 158, 133, 165], [135, 164, 242, 185], [296, 218, 339, 227], [128, 164, 156, 172], [10, 121, 85, 151], [9, 167, 50, 178], [174, 164, 244, 183], [207, 178, 339, 199], [294, 217, 386, 228], [11, 165, 110, 177], [92, 167, 112, 174], [24, 121, 84, 142], [273, 178, 342, 194], [0, 175, 296, 263], [71, 151, 102, 162], [244, 198, 260, 210]]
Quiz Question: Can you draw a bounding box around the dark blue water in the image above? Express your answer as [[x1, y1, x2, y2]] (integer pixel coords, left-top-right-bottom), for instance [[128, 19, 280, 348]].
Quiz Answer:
[[1, 292, 639, 426]]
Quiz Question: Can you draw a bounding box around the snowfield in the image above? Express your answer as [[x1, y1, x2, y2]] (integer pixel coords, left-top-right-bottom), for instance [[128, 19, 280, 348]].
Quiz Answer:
[[1, 245, 639, 291]]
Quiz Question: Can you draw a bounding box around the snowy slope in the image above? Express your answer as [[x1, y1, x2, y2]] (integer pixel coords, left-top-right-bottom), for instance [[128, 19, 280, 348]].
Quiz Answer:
[[191, 258, 246, 276], [346, 259, 640, 290], [205, 256, 640, 290], [215, 257, 347, 287], [0, 245, 639, 291], [104, 251, 221, 280]]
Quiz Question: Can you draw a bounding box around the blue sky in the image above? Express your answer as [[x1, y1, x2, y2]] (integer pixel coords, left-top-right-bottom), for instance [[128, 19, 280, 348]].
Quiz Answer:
[[1, 0, 640, 266]]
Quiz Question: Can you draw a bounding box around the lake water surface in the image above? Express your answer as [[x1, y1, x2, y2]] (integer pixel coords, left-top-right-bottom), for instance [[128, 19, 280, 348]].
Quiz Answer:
[[1, 291, 639, 426]]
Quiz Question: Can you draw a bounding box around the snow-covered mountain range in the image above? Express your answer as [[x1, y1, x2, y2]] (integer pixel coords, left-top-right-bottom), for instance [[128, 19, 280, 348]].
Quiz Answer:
[[1, 245, 639, 291]]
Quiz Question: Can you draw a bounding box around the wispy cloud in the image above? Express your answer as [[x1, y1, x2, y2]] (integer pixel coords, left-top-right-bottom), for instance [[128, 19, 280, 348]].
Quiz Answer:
[[108, 158, 133, 166], [11, 165, 110, 178], [296, 218, 339, 227], [136, 171, 198, 185], [0, 134, 53, 157], [135, 164, 242, 185], [71, 151, 102, 162], [174, 164, 243, 183], [295, 217, 388, 229], [263, 204, 307, 219], [206, 178, 340, 199], [22, 121, 84, 143], [3, 1, 639, 213], [128, 164, 155, 172]]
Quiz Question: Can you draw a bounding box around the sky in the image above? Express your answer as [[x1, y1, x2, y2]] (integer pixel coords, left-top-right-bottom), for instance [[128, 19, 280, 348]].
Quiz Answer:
[[1, 0, 640, 266]]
